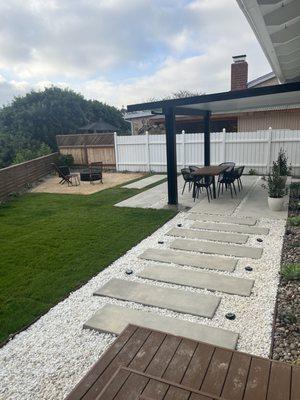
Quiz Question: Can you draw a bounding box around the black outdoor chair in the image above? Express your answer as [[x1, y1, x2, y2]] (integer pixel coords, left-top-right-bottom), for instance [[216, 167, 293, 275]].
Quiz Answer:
[[194, 175, 214, 202], [181, 168, 194, 194], [52, 163, 80, 186], [80, 162, 103, 184], [217, 170, 237, 198], [219, 162, 235, 172], [233, 166, 245, 191]]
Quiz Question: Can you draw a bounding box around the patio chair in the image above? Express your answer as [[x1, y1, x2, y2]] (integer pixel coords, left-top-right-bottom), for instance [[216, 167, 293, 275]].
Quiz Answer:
[[219, 162, 235, 172], [217, 170, 237, 198], [51, 163, 80, 186], [181, 168, 194, 194], [80, 162, 103, 184], [233, 165, 245, 191], [194, 175, 214, 202]]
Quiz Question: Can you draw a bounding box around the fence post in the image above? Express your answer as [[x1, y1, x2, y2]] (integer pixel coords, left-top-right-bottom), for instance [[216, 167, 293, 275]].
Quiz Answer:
[[145, 131, 150, 172], [222, 128, 226, 162], [267, 127, 272, 174], [114, 132, 119, 171], [182, 130, 185, 168]]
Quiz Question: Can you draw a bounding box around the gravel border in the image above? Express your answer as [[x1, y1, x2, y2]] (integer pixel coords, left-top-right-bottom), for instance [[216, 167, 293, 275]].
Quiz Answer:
[[0, 205, 285, 400]]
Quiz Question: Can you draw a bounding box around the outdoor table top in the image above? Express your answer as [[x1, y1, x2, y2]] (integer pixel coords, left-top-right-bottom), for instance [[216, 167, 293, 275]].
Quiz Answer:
[[65, 324, 300, 400], [191, 165, 229, 176]]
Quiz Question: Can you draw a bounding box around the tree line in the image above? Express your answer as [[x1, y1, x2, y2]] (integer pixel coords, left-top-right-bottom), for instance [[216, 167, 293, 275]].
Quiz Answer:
[[0, 87, 130, 168]]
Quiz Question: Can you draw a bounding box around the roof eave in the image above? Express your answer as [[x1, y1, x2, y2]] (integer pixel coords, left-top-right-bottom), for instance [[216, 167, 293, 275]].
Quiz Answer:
[[236, 0, 285, 83]]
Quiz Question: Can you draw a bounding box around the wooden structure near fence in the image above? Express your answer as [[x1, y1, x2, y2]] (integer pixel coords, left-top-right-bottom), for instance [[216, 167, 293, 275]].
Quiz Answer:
[[56, 133, 116, 167], [0, 153, 58, 201]]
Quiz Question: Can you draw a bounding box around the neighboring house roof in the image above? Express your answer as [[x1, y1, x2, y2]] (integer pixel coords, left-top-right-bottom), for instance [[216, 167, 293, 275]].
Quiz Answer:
[[237, 0, 300, 83], [78, 118, 117, 132], [56, 133, 114, 147], [247, 72, 276, 88], [123, 111, 153, 120]]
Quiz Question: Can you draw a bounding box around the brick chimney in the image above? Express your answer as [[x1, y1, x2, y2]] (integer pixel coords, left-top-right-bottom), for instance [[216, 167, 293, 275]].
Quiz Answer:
[[231, 55, 248, 91]]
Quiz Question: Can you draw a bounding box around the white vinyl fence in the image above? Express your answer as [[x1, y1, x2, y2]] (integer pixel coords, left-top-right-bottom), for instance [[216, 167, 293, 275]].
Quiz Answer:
[[114, 130, 300, 176]]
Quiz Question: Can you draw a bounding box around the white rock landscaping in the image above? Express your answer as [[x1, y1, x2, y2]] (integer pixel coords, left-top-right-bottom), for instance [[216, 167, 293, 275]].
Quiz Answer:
[[0, 203, 286, 400]]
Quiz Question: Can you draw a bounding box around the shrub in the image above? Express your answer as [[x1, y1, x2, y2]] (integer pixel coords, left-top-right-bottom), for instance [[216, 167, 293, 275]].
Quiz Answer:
[[281, 264, 300, 281], [277, 148, 291, 176], [58, 154, 74, 166], [288, 216, 300, 226], [248, 169, 257, 175], [262, 162, 285, 198]]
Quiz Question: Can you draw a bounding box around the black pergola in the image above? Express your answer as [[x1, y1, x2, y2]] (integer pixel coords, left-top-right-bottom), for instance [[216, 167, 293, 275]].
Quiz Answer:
[[127, 82, 300, 205]]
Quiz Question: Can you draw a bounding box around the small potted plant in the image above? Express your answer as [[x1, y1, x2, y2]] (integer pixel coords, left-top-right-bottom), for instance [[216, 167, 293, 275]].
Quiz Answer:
[[276, 148, 291, 186], [264, 161, 286, 211]]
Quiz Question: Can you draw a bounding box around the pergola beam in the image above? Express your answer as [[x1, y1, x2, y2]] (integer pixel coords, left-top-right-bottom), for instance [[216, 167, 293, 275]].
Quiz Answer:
[[174, 107, 209, 116]]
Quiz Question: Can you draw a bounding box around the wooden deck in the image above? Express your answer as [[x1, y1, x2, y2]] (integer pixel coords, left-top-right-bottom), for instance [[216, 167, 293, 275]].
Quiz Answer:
[[66, 324, 300, 400]]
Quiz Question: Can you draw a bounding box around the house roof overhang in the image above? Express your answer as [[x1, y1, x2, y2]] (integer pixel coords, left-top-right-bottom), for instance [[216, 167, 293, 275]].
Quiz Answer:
[[237, 0, 300, 83], [127, 82, 300, 115]]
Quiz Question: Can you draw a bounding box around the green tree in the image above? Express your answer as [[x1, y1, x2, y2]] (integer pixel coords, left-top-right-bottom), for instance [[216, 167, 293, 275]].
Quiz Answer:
[[0, 86, 130, 167], [12, 143, 52, 165]]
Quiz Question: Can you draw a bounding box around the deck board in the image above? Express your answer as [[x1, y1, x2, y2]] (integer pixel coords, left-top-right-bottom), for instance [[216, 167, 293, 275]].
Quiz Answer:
[[65, 324, 300, 400]]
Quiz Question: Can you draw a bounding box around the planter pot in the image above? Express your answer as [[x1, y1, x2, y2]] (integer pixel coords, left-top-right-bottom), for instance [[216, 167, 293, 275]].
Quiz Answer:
[[268, 196, 284, 211]]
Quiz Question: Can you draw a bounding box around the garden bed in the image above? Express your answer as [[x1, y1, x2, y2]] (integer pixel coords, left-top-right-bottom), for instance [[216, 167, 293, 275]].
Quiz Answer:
[[272, 182, 300, 363]]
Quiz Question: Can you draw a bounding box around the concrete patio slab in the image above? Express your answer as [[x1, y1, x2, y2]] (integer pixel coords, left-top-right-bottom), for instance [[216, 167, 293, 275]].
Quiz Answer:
[[122, 174, 166, 189], [171, 239, 263, 259], [84, 304, 239, 349], [167, 227, 249, 244], [187, 213, 257, 226], [139, 248, 237, 272], [237, 177, 290, 220], [138, 264, 254, 296], [115, 175, 258, 211], [94, 278, 220, 318], [191, 221, 269, 235]]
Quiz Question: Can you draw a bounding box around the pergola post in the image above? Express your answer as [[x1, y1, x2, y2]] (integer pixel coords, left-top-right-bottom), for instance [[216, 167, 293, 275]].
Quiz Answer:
[[164, 106, 178, 205], [204, 111, 211, 166]]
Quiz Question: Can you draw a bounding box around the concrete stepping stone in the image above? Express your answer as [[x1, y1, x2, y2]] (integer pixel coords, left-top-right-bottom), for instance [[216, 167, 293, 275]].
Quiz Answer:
[[191, 221, 269, 235], [167, 227, 248, 244], [139, 248, 237, 272], [84, 304, 239, 349], [122, 174, 166, 189], [138, 264, 254, 296], [171, 239, 263, 259], [94, 278, 220, 318], [187, 213, 257, 226]]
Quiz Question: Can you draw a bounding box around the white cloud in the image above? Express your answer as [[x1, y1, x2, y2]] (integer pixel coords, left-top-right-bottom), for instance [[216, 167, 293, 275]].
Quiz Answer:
[[0, 0, 272, 108]]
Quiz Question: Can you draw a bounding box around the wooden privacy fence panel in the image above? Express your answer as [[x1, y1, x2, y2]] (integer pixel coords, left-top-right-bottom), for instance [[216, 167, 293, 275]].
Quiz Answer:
[[0, 153, 58, 200], [57, 133, 116, 167], [115, 130, 300, 176]]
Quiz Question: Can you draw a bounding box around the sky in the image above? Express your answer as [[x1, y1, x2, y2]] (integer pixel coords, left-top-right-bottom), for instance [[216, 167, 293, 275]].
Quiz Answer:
[[0, 0, 272, 109]]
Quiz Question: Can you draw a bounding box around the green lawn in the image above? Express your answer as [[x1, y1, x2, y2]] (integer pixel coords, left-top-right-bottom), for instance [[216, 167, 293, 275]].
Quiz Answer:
[[0, 184, 176, 343]]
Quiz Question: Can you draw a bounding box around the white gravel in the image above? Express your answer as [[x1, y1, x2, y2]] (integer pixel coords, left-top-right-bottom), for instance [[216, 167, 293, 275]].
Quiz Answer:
[[0, 203, 286, 400]]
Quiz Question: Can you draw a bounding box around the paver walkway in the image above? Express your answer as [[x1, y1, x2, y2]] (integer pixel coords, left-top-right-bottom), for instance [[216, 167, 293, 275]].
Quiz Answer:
[[138, 264, 254, 296], [139, 248, 237, 271], [171, 238, 263, 259], [187, 213, 257, 226], [167, 227, 249, 244], [122, 174, 166, 189], [84, 305, 239, 349], [191, 221, 269, 235], [94, 279, 220, 318]]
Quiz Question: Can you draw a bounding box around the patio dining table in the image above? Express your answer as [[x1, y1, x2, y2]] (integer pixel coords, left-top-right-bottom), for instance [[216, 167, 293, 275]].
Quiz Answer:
[[191, 165, 229, 199]]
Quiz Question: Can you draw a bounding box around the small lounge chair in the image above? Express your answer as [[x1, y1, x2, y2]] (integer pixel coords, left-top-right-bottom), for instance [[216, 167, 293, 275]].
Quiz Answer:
[[52, 164, 80, 186]]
